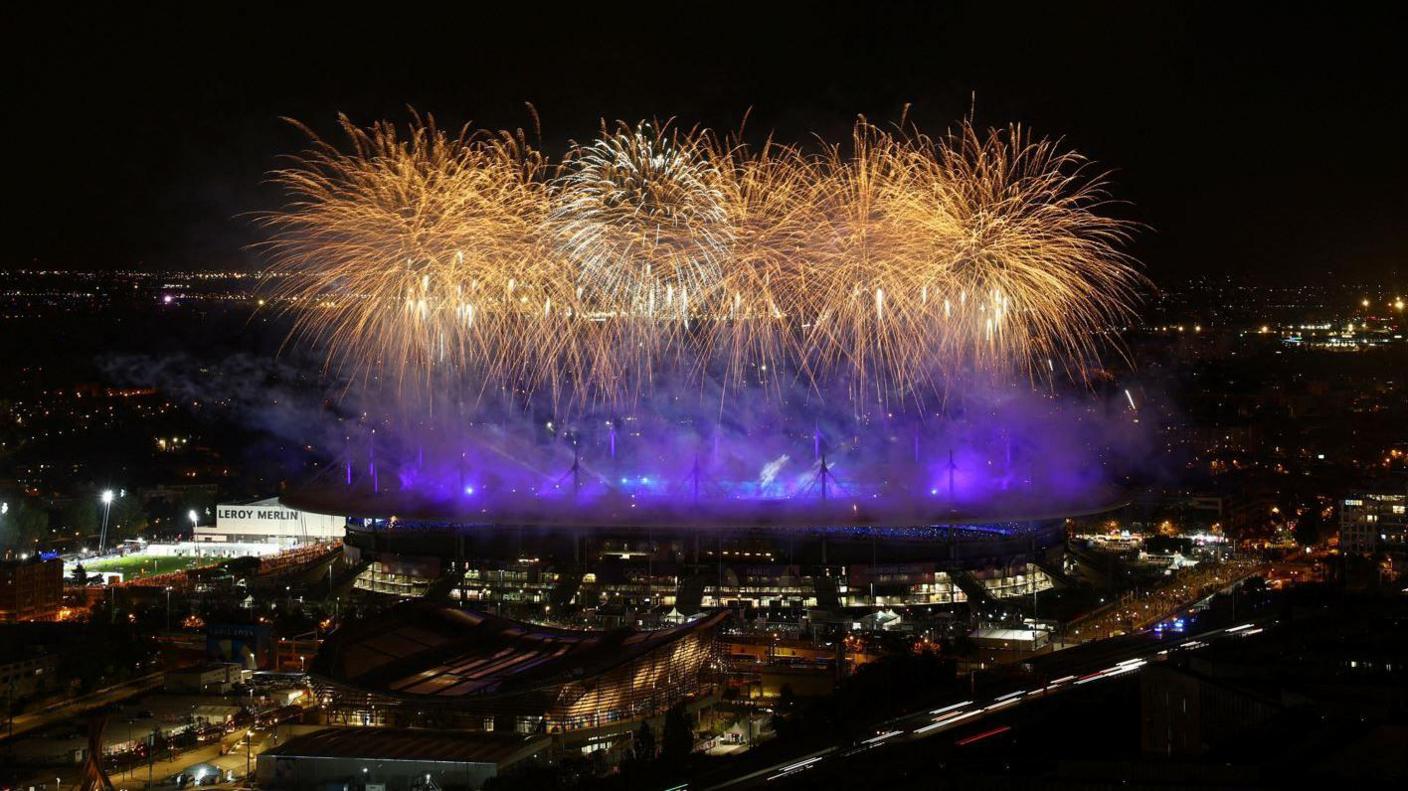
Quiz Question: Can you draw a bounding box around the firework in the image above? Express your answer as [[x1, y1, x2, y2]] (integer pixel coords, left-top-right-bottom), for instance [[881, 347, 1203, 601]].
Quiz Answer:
[[798, 120, 1139, 404], [697, 134, 820, 396], [551, 121, 731, 316], [259, 114, 1141, 412], [546, 122, 736, 401]]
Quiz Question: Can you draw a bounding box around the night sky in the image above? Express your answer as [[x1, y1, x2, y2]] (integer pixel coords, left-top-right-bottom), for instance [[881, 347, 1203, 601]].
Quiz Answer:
[[7, 2, 1405, 286]]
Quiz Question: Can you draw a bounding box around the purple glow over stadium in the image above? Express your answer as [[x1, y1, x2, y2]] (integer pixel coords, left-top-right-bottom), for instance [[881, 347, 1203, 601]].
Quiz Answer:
[[288, 381, 1140, 529]]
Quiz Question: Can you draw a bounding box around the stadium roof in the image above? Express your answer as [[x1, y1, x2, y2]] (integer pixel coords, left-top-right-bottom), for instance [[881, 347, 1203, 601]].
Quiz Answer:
[[282, 483, 1128, 530], [312, 603, 729, 701]]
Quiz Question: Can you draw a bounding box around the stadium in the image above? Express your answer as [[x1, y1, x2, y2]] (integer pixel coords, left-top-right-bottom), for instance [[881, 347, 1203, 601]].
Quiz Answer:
[[281, 466, 1124, 616], [261, 111, 1141, 749], [262, 112, 1142, 617]]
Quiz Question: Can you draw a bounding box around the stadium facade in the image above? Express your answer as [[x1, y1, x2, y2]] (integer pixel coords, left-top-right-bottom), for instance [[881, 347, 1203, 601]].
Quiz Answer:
[[280, 484, 1121, 619]]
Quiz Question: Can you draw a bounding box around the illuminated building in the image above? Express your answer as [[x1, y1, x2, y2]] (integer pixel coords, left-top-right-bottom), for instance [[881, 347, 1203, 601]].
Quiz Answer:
[[311, 603, 727, 735], [286, 484, 1115, 619], [0, 556, 63, 622], [323, 516, 1080, 616], [1340, 487, 1408, 553], [199, 497, 345, 545]]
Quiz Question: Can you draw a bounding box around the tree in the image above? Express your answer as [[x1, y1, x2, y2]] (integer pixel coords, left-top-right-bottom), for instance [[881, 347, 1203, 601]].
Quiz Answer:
[[776, 683, 798, 714], [108, 495, 148, 539], [634, 719, 656, 760], [1, 498, 50, 547], [60, 498, 99, 539], [661, 702, 693, 762], [770, 684, 800, 740], [1293, 500, 1328, 547]]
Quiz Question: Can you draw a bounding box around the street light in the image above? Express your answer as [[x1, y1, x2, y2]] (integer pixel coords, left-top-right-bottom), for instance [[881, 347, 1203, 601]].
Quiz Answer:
[[99, 490, 115, 553], [246, 729, 254, 780], [165, 586, 173, 631]]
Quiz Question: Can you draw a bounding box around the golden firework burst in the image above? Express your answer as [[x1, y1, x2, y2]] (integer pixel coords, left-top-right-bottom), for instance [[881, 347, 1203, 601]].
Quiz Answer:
[[259, 114, 1142, 413]]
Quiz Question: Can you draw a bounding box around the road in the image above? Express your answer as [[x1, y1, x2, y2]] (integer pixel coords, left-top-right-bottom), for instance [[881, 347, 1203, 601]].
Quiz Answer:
[[111, 717, 296, 789], [701, 613, 1276, 789], [16, 725, 279, 790], [125, 730, 270, 789], [2, 673, 164, 742], [1063, 558, 1264, 642]]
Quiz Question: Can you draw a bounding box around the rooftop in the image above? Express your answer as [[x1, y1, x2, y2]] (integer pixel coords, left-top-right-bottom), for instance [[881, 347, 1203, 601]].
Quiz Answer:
[[313, 603, 728, 700], [282, 484, 1128, 531]]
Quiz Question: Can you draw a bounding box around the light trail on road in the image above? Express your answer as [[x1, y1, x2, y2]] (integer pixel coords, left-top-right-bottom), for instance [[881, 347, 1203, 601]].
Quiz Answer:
[[711, 616, 1277, 790]]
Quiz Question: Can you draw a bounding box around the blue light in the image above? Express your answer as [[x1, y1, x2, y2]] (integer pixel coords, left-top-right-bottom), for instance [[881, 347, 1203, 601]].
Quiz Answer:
[[463, 486, 475, 496]]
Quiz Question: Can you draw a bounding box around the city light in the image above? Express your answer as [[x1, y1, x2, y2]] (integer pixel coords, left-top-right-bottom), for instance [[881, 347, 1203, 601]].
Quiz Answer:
[[98, 489, 116, 552]]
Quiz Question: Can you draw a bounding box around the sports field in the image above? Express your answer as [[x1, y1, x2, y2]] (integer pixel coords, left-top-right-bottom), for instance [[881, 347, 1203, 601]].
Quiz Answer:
[[80, 553, 206, 580]]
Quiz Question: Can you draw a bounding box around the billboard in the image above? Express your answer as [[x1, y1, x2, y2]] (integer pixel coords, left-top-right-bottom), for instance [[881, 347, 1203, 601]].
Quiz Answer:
[[198, 497, 345, 544]]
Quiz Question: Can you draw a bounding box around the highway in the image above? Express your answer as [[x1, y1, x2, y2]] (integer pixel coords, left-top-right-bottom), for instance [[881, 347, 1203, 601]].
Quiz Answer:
[[2, 673, 164, 742], [701, 612, 1275, 789]]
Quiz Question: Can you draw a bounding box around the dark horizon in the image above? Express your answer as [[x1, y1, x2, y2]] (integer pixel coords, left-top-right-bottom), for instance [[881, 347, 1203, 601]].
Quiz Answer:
[[6, 2, 1406, 288]]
